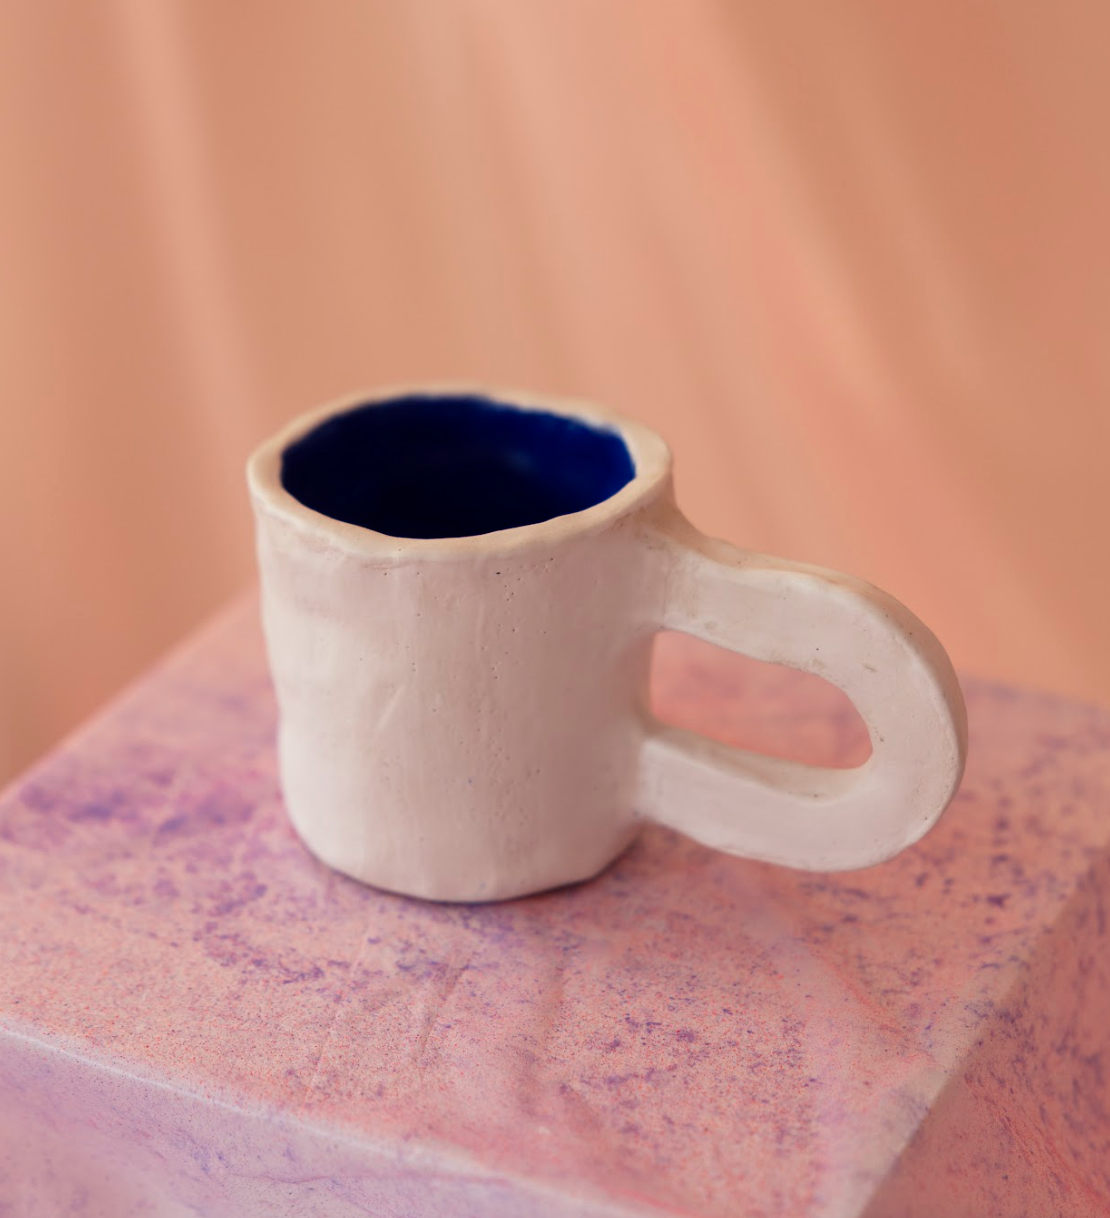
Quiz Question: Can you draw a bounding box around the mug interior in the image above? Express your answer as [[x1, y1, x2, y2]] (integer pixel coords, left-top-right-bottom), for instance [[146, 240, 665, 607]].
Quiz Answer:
[[280, 393, 636, 539]]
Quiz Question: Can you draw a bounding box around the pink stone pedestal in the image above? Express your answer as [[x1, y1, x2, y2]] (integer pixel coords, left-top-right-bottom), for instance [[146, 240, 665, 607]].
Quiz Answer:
[[1, 597, 1107, 1217]]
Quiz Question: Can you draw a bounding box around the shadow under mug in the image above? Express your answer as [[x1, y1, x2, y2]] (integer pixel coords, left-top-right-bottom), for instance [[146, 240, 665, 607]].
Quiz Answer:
[[247, 387, 967, 902]]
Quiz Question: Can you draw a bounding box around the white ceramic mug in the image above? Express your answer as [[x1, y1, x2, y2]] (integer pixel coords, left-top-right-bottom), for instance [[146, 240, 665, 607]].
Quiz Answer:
[[248, 387, 967, 902]]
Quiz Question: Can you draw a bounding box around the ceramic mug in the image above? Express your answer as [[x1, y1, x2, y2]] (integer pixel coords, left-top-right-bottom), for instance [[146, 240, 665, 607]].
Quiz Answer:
[[248, 387, 967, 902]]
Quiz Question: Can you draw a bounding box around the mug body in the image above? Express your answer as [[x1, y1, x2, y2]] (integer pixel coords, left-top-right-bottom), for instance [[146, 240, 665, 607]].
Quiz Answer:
[[248, 388, 673, 901]]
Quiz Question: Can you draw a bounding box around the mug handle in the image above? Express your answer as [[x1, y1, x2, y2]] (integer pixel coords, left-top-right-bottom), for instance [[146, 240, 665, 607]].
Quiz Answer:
[[638, 512, 968, 870]]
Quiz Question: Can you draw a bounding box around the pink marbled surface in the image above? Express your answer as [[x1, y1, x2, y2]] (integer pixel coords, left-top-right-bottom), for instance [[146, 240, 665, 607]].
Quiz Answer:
[[0, 596, 1108, 1218]]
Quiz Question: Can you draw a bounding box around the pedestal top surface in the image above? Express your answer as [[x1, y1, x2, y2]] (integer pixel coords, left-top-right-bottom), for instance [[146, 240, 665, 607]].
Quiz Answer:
[[1, 597, 1108, 1218]]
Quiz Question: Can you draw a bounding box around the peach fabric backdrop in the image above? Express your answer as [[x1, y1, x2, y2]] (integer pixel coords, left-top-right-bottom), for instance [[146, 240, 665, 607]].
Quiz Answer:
[[1, 1, 1107, 784]]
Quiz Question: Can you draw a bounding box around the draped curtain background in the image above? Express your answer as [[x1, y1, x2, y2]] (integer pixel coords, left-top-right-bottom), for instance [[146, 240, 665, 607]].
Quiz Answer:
[[2, 0, 1107, 784]]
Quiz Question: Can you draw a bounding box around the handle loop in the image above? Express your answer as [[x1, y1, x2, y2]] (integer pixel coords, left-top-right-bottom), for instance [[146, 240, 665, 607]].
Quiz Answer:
[[639, 514, 967, 871]]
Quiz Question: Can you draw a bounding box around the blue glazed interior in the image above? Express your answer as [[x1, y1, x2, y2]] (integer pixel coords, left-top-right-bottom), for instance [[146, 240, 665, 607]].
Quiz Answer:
[[280, 394, 636, 539]]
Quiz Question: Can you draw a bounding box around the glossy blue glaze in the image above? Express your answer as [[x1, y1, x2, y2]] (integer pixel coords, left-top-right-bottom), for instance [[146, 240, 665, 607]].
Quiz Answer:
[[281, 393, 635, 539]]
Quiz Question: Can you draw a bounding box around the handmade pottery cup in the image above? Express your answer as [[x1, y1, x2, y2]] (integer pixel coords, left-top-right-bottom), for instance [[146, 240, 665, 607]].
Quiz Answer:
[[248, 387, 967, 902]]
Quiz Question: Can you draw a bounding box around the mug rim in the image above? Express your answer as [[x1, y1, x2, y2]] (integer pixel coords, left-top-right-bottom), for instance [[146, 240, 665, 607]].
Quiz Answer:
[[247, 385, 673, 560]]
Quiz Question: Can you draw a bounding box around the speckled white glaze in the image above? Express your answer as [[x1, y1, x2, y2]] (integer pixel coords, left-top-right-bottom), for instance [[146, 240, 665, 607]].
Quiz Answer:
[[247, 387, 967, 901]]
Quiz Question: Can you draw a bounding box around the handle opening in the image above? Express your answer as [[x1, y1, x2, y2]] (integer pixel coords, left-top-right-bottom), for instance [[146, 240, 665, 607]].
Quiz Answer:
[[651, 630, 872, 770]]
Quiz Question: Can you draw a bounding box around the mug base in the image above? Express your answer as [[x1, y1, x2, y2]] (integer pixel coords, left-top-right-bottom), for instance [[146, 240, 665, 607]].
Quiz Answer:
[[286, 813, 641, 904]]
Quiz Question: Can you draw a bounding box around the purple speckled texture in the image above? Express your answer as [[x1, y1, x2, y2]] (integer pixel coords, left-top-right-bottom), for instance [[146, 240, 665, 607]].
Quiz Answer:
[[0, 596, 1107, 1217]]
